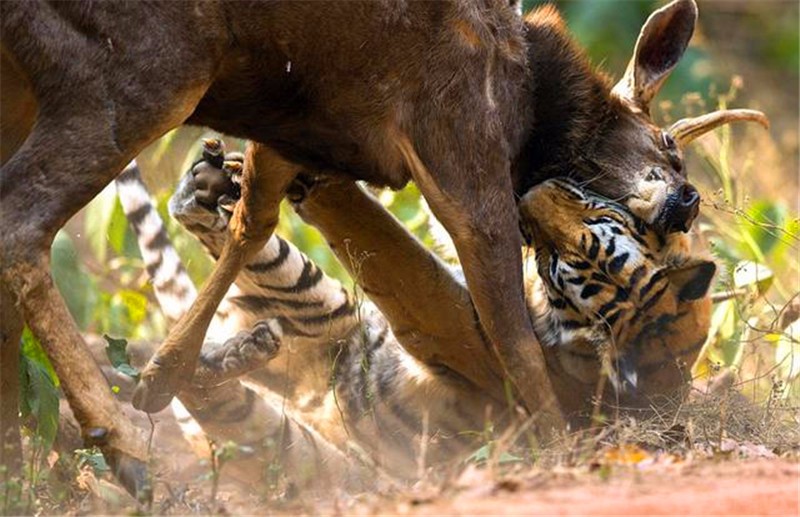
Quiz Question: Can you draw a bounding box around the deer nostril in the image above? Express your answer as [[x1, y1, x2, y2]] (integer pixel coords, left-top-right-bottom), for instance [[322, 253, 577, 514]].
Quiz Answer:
[[659, 184, 701, 234], [680, 183, 700, 208]]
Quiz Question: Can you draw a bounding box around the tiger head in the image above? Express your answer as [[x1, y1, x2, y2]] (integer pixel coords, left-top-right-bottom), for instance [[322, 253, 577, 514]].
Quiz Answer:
[[519, 178, 715, 411]]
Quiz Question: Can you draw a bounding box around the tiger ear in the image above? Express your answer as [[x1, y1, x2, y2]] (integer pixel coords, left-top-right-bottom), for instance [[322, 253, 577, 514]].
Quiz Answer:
[[666, 259, 716, 301]]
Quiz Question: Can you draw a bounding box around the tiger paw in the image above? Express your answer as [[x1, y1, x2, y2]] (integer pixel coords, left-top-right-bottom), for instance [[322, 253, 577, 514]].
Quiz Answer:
[[192, 138, 242, 210], [194, 320, 282, 384]]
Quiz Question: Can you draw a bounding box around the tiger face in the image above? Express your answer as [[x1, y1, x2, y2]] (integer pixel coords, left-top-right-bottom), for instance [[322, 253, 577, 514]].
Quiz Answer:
[[520, 178, 715, 408]]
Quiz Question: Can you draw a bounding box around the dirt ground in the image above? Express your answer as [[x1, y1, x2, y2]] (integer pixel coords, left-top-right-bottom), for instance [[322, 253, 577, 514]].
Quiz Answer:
[[383, 459, 800, 516], [55, 390, 796, 516]]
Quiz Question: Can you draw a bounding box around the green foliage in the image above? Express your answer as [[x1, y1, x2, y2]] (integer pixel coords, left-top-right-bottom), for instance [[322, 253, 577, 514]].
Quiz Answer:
[[688, 83, 799, 401], [103, 334, 140, 381], [19, 328, 60, 450], [465, 444, 522, 466], [74, 448, 110, 476]]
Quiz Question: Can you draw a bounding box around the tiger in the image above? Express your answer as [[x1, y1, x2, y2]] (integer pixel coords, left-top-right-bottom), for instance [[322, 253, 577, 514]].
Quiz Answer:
[[115, 140, 715, 487]]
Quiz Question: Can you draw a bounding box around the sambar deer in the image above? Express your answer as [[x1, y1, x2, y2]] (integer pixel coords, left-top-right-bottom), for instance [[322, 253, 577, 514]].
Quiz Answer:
[[1, 0, 765, 498]]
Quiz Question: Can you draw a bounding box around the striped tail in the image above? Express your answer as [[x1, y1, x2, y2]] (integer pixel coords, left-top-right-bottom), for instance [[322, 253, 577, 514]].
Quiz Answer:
[[115, 161, 197, 324]]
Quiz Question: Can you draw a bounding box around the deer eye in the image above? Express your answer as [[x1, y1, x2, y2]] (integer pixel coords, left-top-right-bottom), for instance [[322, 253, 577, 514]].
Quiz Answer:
[[660, 131, 676, 150], [645, 167, 664, 182]]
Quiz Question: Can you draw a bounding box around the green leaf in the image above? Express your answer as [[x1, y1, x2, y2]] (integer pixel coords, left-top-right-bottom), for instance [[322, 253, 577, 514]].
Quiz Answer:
[[741, 200, 786, 258], [19, 348, 60, 449], [466, 444, 490, 464], [75, 448, 110, 475], [103, 334, 140, 381], [20, 327, 58, 387], [106, 197, 130, 256], [497, 451, 523, 465]]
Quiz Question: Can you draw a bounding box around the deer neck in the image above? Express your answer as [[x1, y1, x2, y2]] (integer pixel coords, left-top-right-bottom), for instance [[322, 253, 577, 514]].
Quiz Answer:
[[513, 22, 613, 197]]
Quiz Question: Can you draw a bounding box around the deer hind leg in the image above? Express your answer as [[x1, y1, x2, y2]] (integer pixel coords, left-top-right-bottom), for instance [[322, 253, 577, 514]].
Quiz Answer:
[[1, 130, 152, 499], [0, 87, 210, 499], [133, 143, 301, 413], [0, 284, 24, 486]]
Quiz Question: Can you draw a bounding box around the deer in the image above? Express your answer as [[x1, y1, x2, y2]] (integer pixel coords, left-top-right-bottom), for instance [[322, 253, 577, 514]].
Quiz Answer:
[[0, 0, 766, 499]]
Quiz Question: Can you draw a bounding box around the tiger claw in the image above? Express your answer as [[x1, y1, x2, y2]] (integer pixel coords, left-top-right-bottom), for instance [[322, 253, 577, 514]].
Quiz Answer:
[[609, 354, 639, 394], [202, 138, 226, 169]]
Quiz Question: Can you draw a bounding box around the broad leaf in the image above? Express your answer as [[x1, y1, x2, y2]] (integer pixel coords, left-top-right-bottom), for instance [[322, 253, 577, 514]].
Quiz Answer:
[[103, 334, 140, 381]]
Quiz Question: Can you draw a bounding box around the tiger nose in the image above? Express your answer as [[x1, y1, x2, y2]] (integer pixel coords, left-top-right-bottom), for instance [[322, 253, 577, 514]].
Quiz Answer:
[[664, 183, 700, 233]]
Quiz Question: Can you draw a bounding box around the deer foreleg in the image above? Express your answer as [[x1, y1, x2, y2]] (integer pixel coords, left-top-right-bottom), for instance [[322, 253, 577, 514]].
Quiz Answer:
[[296, 179, 502, 396], [133, 143, 300, 413], [394, 129, 564, 429]]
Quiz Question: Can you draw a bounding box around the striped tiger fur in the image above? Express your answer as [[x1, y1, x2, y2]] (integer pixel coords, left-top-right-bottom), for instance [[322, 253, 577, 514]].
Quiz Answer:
[[117, 142, 714, 485], [520, 179, 715, 416]]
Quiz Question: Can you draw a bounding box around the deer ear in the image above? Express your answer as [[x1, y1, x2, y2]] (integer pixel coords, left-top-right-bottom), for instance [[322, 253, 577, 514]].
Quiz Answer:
[[612, 0, 698, 111], [666, 259, 716, 302]]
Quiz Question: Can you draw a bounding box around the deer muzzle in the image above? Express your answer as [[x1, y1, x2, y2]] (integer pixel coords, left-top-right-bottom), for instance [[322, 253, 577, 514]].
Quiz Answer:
[[657, 183, 700, 234]]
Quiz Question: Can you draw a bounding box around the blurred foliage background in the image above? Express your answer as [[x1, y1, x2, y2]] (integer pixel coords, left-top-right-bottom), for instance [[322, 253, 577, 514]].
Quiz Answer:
[[31, 0, 800, 422]]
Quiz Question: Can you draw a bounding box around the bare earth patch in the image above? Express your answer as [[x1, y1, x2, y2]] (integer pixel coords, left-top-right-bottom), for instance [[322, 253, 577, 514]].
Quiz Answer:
[[379, 459, 799, 516]]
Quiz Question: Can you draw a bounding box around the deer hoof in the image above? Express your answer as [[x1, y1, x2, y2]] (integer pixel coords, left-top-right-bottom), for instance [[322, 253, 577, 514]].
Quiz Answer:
[[131, 358, 187, 413]]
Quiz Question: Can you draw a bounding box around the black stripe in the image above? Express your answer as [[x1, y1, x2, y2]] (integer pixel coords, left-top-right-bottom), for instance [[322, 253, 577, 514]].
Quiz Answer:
[[583, 216, 615, 226], [278, 317, 320, 337], [228, 294, 325, 313], [640, 282, 669, 315], [549, 254, 559, 278], [580, 283, 602, 299], [145, 254, 163, 278], [608, 252, 630, 275], [604, 311, 621, 327], [145, 230, 170, 251], [126, 204, 150, 228], [629, 264, 647, 289], [569, 260, 592, 270], [597, 288, 629, 318], [259, 259, 324, 294], [246, 238, 290, 273], [605, 236, 616, 256], [560, 319, 585, 330], [639, 270, 666, 299], [635, 218, 648, 236], [587, 233, 600, 260], [116, 163, 141, 183], [638, 337, 705, 376], [566, 275, 585, 285], [296, 298, 355, 325]]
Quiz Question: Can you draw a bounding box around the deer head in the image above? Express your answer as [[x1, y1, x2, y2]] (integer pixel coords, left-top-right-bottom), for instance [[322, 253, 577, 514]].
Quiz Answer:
[[519, 0, 769, 235]]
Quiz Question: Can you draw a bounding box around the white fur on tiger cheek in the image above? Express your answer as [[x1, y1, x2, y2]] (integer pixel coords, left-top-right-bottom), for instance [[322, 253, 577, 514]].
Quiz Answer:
[[628, 177, 668, 224]]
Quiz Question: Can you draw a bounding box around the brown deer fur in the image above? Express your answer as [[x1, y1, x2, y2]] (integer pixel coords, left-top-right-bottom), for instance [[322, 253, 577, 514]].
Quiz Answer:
[[1, 0, 765, 498]]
